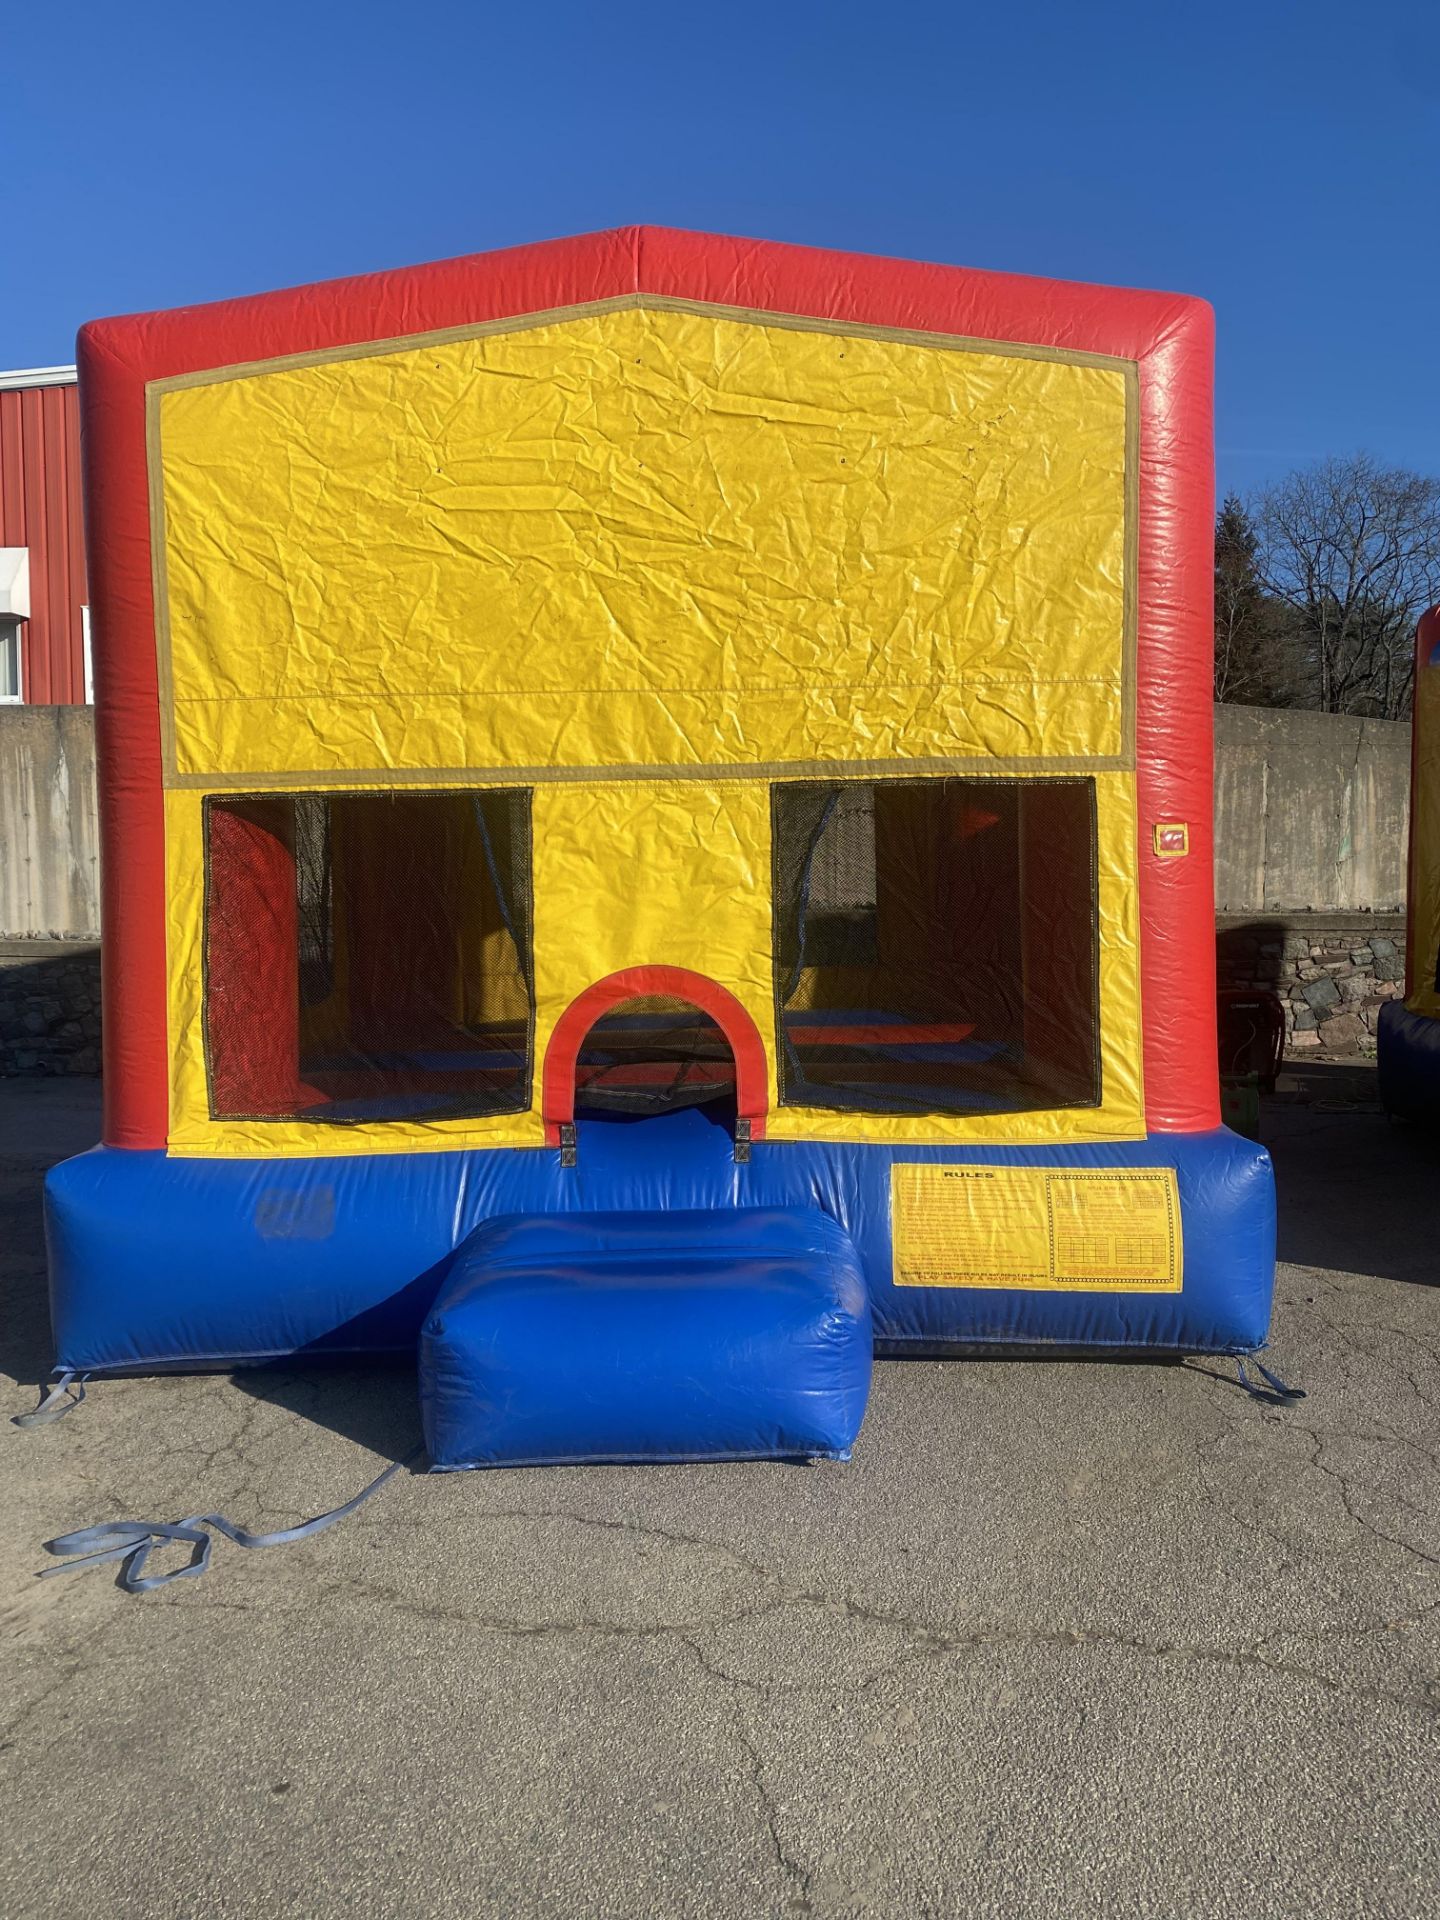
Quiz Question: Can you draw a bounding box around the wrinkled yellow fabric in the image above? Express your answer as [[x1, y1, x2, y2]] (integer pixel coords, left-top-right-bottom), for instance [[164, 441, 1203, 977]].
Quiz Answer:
[[155, 304, 1129, 781], [155, 301, 1140, 1155]]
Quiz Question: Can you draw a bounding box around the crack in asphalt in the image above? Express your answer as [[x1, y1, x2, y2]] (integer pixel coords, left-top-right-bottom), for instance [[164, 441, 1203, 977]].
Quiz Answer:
[[717, 1677, 816, 1912], [72, 1496, 1440, 1727]]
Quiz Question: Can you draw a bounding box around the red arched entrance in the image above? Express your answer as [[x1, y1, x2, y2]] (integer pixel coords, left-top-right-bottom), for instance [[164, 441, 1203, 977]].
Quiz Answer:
[[542, 966, 768, 1153]]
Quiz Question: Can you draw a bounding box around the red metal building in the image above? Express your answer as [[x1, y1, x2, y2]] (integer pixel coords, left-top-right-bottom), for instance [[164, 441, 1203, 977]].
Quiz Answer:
[[0, 366, 89, 704]]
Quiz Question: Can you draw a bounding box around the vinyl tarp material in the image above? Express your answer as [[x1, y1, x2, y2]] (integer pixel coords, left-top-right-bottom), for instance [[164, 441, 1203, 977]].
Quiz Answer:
[[79, 227, 1219, 1154], [57, 227, 1257, 1378], [1378, 1001, 1440, 1124], [45, 1114, 1275, 1372], [420, 1208, 872, 1467]]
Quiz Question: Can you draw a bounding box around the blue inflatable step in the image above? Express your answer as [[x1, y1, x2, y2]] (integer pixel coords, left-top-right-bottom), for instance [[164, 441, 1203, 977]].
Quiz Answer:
[[420, 1208, 873, 1469]]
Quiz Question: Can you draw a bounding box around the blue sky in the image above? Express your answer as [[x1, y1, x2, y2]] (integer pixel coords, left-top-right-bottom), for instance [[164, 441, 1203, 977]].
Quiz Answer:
[[10, 0, 1438, 501]]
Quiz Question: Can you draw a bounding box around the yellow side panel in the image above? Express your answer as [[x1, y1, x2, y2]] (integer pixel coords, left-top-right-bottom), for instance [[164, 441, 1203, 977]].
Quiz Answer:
[[1409, 668, 1440, 1021], [164, 771, 1142, 1157], [155, 304, 1130, 781]]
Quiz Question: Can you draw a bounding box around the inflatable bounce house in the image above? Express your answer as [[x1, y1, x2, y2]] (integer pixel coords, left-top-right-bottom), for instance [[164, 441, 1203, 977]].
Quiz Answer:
[[1380, 605, 1440, 1121], [43, 227, 1278, 1477]]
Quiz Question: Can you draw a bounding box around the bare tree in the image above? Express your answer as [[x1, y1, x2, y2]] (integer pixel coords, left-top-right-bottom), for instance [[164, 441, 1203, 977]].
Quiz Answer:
[[1252, 454, 1440, 719]]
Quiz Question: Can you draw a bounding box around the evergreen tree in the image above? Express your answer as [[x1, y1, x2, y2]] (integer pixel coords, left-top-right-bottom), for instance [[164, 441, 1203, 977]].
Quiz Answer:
[[1214, 494, 1311, 707]]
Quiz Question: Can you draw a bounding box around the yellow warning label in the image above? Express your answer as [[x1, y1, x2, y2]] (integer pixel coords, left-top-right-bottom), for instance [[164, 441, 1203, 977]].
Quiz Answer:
[[890, 1164, 1182, 1292]]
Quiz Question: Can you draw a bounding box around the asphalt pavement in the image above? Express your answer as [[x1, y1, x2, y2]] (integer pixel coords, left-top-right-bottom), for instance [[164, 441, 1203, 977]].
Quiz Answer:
[[2, 1066, 1438, 1919]]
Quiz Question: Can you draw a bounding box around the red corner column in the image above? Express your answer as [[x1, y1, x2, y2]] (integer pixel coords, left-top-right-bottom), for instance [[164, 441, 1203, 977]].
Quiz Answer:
[[1130, 301, 1220, 1132], [77, 322, 171, 1149]]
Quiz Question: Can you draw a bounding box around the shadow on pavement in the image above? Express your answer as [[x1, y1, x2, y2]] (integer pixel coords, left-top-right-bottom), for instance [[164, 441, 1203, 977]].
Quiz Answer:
[[1263, 1059, 1440, 1288], [0, 1078, 102, 1390], [230, 1360, 424, 1466]]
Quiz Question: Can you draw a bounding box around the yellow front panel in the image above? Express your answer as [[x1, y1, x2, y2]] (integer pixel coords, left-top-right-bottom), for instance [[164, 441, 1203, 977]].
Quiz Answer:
[[153, 301, 1132, 783], [163, 770, 1142, 1156], [530, 782, 774, 1091]]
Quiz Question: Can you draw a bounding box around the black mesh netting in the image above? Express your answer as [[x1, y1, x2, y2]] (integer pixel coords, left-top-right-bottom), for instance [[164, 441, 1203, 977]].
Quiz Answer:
[[574, 996, 737, 1116], [205, 789, 533, 1123], [771, 778, 1101, 1118]]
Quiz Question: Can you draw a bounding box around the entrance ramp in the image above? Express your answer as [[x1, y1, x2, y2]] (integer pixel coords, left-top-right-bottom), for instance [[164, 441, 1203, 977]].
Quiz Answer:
[[420, 1208, 872, 1469]]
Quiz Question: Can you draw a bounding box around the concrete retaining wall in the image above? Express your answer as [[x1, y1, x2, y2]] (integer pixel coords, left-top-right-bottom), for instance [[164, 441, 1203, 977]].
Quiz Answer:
[[0, 701, 1421, 1075], [0, 706, 100, 939], [1214, 705, 1410, 914], [3, 703, 1412, 938]]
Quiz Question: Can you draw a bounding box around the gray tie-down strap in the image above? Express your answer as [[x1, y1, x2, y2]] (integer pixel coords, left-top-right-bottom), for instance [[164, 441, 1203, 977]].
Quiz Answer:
[[40, 1448, 423, 1594], [13, 1373, 88, 1429], [1235, 1354, 1306, 1403]]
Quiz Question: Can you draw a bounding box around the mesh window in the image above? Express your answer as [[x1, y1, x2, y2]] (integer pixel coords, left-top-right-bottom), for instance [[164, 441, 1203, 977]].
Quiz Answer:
[[772, 778, 1100, 1117], [205, 789, 533, 1123], [574, 996, 737, 1117]]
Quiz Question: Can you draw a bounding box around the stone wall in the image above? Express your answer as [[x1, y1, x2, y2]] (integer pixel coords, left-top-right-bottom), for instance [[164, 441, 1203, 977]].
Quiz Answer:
[[0, 941, 102, 1076], [1216, 914, 1406, 1059]]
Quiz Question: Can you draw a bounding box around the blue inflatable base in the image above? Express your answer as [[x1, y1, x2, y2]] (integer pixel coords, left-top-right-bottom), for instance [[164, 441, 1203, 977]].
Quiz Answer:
[[44, 1109, 1277, 1373], [1378, 1000, 1440, 1124], [421, 1209, 872, 1468]]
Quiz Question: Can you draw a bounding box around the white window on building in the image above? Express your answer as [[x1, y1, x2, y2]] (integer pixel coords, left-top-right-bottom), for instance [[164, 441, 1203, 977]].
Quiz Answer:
[[0, 547, 29, 703], [0, 617, 21, 702]]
